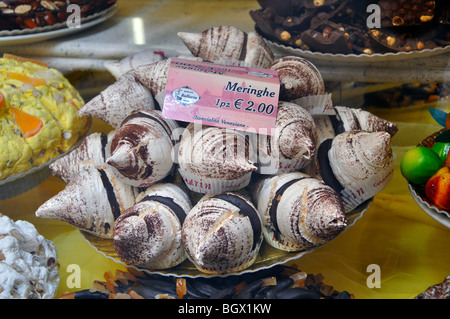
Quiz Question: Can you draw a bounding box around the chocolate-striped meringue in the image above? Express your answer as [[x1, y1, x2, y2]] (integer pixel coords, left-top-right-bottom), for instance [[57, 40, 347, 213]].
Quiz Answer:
[[317, 131, 394, 212], [49, 132, 109, 183], [253, 172, 347, 252], [35, 163, 137, 238], [313, 106, 398, 144], [113, 183, 192, 270], [257, 101, 318, 174], [78, 70, 156, 128], [106, 110, 179, 188], [177, 123, 257, 194], [177, 26, 274, 68], [181, 192, 263, 274], [269, 56, 325, 101]]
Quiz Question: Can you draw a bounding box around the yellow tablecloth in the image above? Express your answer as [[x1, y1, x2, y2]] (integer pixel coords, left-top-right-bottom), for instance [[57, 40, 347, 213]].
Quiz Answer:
[[1, 101, 449, 299]]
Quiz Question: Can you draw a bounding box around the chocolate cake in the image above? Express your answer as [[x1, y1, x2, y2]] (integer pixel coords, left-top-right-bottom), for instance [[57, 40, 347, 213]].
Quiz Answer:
[[250, 0, 449, 54], [0, 0, 116, 31]]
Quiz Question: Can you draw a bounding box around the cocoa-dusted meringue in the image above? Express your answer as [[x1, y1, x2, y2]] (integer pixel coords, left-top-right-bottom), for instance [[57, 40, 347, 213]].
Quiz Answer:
[[334, 106, 398, 136], [253, 172, 347, 252], [134, 56, 203, 108], [181, 192, 263, 274], [307, 106, 398, 178], [313, 106, 398, 144], [113, 183, 192, 270], [257, 101, 318, 174], [270, 56, 325, 101], [106, 110, 179, 188], [177, 123, 257, 194], [134, 58, 171, 108], [317, 131, 394, 212], [104, 50, 164, 79], [78, 70, 156, 128], [177, 26, 274, 68], [35, 163, 137, 238], [0, 213, 59, 299], [49, 132, 109, 183]]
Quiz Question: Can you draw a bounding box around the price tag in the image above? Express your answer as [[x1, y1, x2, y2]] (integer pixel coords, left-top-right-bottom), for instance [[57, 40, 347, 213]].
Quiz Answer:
[[162, 58, 280, 135]]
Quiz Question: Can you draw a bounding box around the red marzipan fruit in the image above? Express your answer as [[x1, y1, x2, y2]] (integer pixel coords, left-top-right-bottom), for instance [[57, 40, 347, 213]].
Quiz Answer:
[[425, 166, 450, 210]]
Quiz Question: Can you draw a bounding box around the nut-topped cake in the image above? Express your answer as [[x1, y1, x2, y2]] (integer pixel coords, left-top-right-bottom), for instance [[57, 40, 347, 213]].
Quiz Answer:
[[250, 0, 449, 54]]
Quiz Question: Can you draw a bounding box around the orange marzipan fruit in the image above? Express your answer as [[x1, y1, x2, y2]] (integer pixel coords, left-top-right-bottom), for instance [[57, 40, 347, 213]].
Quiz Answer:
[[10, 106, 44, 138], [7, 72, 47, 87]]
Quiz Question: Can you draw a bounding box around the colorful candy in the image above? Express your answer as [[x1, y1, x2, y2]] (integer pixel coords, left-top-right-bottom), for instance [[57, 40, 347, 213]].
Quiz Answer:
[[400, 146, 443, 185], [402, 109, 450, 211], [425, 166, 450, 210]]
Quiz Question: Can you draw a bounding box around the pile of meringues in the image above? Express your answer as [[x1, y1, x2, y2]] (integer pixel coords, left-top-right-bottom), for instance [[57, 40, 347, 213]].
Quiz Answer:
[[35, 26, 398, 275]]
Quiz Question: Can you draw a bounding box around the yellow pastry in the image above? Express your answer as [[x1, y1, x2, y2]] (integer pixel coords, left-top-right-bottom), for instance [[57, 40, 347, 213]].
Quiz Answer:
[[0, 54, 89, 179]]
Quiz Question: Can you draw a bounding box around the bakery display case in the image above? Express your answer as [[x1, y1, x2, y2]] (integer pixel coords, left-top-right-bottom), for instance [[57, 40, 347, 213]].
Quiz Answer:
[[0, 0, 449, 300]]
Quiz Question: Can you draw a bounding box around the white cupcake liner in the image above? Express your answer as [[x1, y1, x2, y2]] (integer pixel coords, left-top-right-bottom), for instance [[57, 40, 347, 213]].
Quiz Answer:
[[291, 93, 334, 115], [178, 168, 252, 194], [338, 174, 393, 213]]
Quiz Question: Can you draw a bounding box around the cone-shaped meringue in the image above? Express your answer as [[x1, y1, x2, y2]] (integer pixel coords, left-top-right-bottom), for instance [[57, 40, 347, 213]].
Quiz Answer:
[[35, 164, 137, 238], [134, 56, 204, 107], [113, 183, 192, 270], [177, 26, 274, 68], [270, 56, 325, 101], [307, 106, 398, 178], [134, 59, 171, 108], [253, 172, 347, 252], [334, 106, 398, 136], [243, 31, 275, 68], [177, 123, 257, 193], [78, 70, 155, 128], [317, 131, 394, 212], [49, 132, 108, 183], [181, 192, 263, 274], [257, 101, 318, 174], [106, 110, 179, 187], [313, 106, 398, 144], [104, 50, 164, 79]]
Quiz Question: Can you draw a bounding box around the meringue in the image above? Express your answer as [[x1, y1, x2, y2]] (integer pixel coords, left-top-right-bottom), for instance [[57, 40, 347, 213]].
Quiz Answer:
[[106, 110, 179, 187], [254, 172, 347, 252], [113, 183, 191, 270], [181, 192, 263, 274]]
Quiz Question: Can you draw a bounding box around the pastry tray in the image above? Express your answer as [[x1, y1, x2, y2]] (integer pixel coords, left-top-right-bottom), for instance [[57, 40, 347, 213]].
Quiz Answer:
[[81, 197, 371, 278], [0, 117, 92, 200], [0, 4, 117, 45], [266, 38, 450, 63]]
